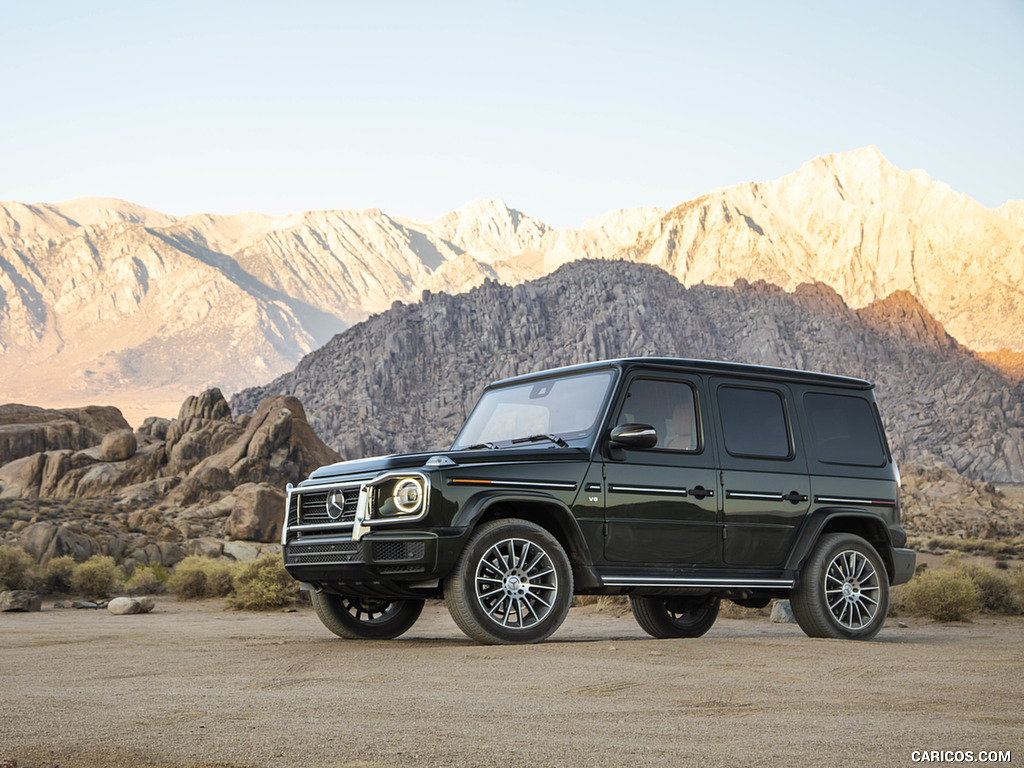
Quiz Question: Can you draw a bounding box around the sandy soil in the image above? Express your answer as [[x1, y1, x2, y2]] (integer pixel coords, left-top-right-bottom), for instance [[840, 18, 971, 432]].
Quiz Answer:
[[1, 599, 1022, 768]]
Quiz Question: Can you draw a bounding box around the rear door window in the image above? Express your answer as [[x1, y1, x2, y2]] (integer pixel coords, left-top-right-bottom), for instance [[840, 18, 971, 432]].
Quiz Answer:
[[717, 386, 791, 459]]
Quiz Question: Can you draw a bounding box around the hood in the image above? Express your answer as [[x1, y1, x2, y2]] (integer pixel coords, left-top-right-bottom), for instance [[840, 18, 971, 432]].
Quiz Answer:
[[306, 445, 590, 482]]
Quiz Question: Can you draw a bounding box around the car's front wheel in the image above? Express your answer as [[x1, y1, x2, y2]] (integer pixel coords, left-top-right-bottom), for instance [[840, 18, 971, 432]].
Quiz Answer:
[[630, 595, 720, 638], [311, 592, 424, 640], [444, 518, 573, 644], [790, 532, 889, 640]]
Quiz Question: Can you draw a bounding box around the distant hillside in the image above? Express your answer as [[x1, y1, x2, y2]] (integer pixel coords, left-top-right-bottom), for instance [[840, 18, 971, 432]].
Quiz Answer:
[[2, 147, 1022, 420], [232, 260, 1024, 484]]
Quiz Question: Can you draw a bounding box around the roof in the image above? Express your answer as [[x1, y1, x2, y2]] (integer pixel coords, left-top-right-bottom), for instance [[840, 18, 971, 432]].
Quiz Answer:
[[489, 357, 874, 390]]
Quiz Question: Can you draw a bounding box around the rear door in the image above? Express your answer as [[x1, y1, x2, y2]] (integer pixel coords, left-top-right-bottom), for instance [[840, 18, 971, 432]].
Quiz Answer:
[[710, 379, 810, 567], [602, 373, 720, 565]]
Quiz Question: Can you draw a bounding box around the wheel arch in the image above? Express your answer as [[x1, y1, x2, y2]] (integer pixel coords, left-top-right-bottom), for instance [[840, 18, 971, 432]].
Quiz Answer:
[[787, 510, 895, 580], [452, 491, 594, 570]]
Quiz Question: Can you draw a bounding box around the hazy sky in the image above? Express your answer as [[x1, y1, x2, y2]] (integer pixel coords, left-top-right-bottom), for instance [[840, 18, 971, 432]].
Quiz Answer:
[[2, 0, 1021, 228]]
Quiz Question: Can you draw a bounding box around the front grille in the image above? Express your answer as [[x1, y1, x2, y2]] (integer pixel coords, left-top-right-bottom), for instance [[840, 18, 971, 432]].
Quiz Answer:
[[298, 488, 359, 526], [372, 541, 426, 562], [285, 539, 359, 565]]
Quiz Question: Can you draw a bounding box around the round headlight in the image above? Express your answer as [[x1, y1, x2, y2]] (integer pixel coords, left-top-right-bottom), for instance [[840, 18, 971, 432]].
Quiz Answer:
[[392, 478, 423, 514]]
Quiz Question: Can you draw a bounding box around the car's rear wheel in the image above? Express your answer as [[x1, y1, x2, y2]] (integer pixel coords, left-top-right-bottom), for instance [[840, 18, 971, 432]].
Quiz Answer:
[[790, 532, 889, 640], [311, 592, 424, 640], [630, 595, 720, 638], [444, 518, 573, 645]]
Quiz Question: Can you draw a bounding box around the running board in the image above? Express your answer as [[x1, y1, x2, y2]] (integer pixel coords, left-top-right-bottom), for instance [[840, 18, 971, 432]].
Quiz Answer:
[[601, 576, 795, 589]]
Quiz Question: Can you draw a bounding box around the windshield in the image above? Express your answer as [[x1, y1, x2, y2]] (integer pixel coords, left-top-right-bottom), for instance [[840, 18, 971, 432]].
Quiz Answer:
[[451, 370, 616, 450]]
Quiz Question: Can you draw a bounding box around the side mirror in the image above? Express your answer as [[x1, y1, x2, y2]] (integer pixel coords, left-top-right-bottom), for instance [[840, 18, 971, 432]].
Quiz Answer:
[[609, 423, 658, 450]]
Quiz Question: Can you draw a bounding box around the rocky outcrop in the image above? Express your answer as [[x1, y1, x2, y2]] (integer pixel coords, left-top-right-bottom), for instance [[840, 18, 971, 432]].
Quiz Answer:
[[0, 404, 130, 466], [233, 260, 1024, 485], [0, 390, 340, 566]]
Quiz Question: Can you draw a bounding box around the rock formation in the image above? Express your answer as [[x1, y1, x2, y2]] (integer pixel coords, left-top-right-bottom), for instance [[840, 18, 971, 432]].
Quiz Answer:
[[232, 260, 1024, 487], [0, 389, 339, 568]]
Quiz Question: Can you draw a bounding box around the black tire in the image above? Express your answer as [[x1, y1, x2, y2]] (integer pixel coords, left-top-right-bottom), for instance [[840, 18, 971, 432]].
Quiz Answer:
[[630, 595, 720, 638], [790, 532, 889, 640], [444, 518, 573, 645], [311, 592, 424, 640]]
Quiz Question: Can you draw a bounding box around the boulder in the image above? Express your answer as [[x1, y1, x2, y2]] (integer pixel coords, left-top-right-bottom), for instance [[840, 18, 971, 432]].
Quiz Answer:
[[101, 430, 137, 462], [770, 599, 796, 624], [224, 483, 287, 542], [0, 590, 42, 612], [0, 452, 46, 499], [18, 522, 95, 563], [107, 596, 155, 615]]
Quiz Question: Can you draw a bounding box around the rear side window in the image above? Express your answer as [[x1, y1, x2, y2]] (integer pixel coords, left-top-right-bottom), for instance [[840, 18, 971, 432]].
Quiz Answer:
[[803, 393, 886, 467], [718, 386, 791, 459]]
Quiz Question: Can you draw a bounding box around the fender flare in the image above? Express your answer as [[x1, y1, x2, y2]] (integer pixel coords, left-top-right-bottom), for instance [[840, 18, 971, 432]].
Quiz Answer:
[[785, 508, 895, 577], [452, 489, 596, 572]]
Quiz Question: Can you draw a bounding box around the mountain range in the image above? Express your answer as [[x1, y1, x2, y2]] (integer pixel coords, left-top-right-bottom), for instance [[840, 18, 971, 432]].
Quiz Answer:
[[231, 260, 1024, 485], [2, 147, 1022, 423]]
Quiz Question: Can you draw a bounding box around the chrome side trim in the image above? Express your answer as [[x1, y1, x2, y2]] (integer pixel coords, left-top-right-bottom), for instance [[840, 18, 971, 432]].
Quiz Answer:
[[603, 576, 795, 588], [726, 491, 783, 501], [609, 485, 688, 497], [814, 495, 897, 507], [448, 478, 578, 490]]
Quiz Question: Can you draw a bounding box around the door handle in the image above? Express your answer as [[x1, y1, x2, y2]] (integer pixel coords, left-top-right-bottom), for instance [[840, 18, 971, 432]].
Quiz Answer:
[[783, 491, 808, 504], [689, 485, 714, 500]]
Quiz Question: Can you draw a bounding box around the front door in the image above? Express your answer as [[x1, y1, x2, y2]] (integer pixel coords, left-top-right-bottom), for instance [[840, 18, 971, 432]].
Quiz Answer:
[[603, 374, 720, 565]]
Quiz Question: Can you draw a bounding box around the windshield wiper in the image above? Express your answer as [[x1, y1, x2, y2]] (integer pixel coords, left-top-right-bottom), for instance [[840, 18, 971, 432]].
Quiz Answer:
[[510, 433, 570, 448], [464, 442, 499, 450]]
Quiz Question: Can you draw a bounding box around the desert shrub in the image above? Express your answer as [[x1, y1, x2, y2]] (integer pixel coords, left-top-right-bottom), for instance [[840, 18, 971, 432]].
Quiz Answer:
[[225, 556, 298, 611], [123, 563, 168, 596], [167, 556, 234, 600], [70, 555, 120, 598], [34, 555, 77, 594], [0, 545, 36, 590], [956, 564, 1018, 614], [1011, 567, 1024, 609], [902, 569, 980, 622], [923, 536, 1020, 556]]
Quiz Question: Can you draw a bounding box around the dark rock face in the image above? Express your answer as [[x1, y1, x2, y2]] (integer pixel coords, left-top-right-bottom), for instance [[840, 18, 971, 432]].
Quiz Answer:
[[232, 260, 1024, 484]]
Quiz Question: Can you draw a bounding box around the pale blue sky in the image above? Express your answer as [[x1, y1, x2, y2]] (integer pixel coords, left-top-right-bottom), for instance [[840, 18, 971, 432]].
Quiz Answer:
[[2, 0, 1021, 228]]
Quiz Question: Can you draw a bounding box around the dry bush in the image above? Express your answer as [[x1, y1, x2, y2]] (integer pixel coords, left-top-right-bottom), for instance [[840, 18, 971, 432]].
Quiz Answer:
[[957, 564, 1019, 614], [124, 563, 168, 596], [1012, 567, 1024, 609], [0, 545, 36, 590], [34, 555, 77, 594], [225, 556, 298, 611], [903, 569, 980, 622], [167, 556, 234, 600], [70, 555, 120, 598]]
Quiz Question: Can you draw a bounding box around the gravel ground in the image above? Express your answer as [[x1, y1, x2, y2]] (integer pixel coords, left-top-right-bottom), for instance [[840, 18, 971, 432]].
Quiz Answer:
[[1, 598, 1022, 768]]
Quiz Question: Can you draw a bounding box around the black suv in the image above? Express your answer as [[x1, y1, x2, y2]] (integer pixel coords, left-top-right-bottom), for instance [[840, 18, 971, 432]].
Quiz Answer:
[[282, 358, 915, 644]]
